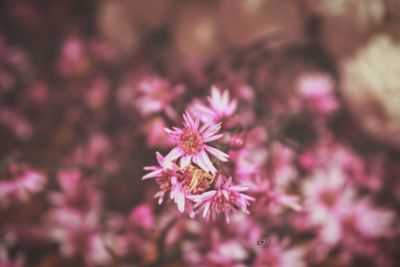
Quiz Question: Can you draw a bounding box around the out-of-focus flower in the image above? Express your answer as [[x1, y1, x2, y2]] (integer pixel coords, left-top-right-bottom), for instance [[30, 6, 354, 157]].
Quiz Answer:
[[299, 136, 383, 192], [295, 73, 338, 114], [189, 86, 237, 123], [165, 112, 228, 174], [28, 81, 49, 104], [0, 245, 24, 267], [254, 235, 306, 267], [57, 37, 90, 77], [134, 76, 184, 119], [129, 204, 155, 230], [49, 169, 102, 213], [343, 199, 394, 239], [70, 133, 120, 174], [0, 108, 33, 141], [143, 117, 175, 148], [189, 175, 254, 223], [0, 168, 47, 206], [302, 166, 352, 245], [230, 127, 268, 180], [48, 208, 111, 266], [85, 77, 109, 110], [246, 174, 302, 214], [302, 162, 395, 251]]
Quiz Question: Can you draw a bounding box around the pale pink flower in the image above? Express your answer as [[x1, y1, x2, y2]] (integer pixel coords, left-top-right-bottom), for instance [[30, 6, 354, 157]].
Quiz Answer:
[[190, 86, 237, 123], [343, 199, 394, 239], [85, 77, 109, 110], [296, 73, 338, 114], [142, 117, 174, 148], [230, 127, 267, 176], [142, 152, 190, 213], [142, 152, 179, 181], [206, 239, 248, 266], [129, 204, 155, 230], [56, 37, 89, 77], [190, 175, 254, 223], [302, 166, 349, 220], [245, 174, 302, 214], [71, 133, 120, 173], [48, 208, 111, 265], [0, 108, 33, 140], [254, 236, 306, 267], [0, 245, 24, 267], [49, 169, 102, 213], [14, 170, 47, 201], [0, 169, 46, 205], [302, 166, 354, 246], [134, 76, 184, 118], [165, 112, 228, 174]]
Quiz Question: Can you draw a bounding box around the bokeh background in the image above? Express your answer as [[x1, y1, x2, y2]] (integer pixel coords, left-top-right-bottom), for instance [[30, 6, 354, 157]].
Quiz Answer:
[[0, 0, 400, 266]]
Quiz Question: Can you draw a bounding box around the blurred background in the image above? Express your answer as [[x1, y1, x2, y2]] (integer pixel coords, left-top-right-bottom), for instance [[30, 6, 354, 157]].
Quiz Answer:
[[0, 0, 400, 266]]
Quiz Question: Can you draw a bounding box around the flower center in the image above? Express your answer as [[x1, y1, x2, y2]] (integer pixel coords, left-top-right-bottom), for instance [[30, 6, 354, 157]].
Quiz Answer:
[[320, 190, 336, 207], [181, 164, 215, 194], [179, 129, 203, 154]]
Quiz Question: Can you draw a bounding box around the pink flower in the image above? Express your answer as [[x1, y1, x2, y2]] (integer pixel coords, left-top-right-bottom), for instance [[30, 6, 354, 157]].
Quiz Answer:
[[48, 208, 111, 265], [56, 37, 89, 77], [142, 117, 174, 148], [0, 169, 46, 205], [49, 169, 102, 213], [0, 246, 24, 267], [190, 86, 237, 123], [0, 108, 33, 140], [165, 112, 228, 174], [129, 204, 155, 230], [134, 76, 184, 118], [142, 152, 198, 214], [296, 73, 338, 114], [142, 152, 179, 181], [142, 152, 188, 212], [190, 175, 254, 223], [85, 77, 109, 110], [15, 170, 47, 201], [343, 199, 394, 239], [254, 236, 305, 267]]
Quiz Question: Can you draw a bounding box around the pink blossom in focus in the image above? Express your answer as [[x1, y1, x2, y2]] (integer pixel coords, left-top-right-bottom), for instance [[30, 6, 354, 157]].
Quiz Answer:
[[189, 175, 254, 223], [129, 203, 155, 230], [165, 112, 228, 174]]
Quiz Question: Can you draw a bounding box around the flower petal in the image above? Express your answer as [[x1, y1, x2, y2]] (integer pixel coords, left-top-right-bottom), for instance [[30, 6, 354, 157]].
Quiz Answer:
[[205, 145, 229, 161], [165, 147, 183, 162]]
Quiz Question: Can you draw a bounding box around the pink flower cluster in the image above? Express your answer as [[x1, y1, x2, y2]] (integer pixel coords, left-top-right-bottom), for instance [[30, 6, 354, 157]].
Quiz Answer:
[[0, 4, 399, 265], [143, 87, 254, 223]]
